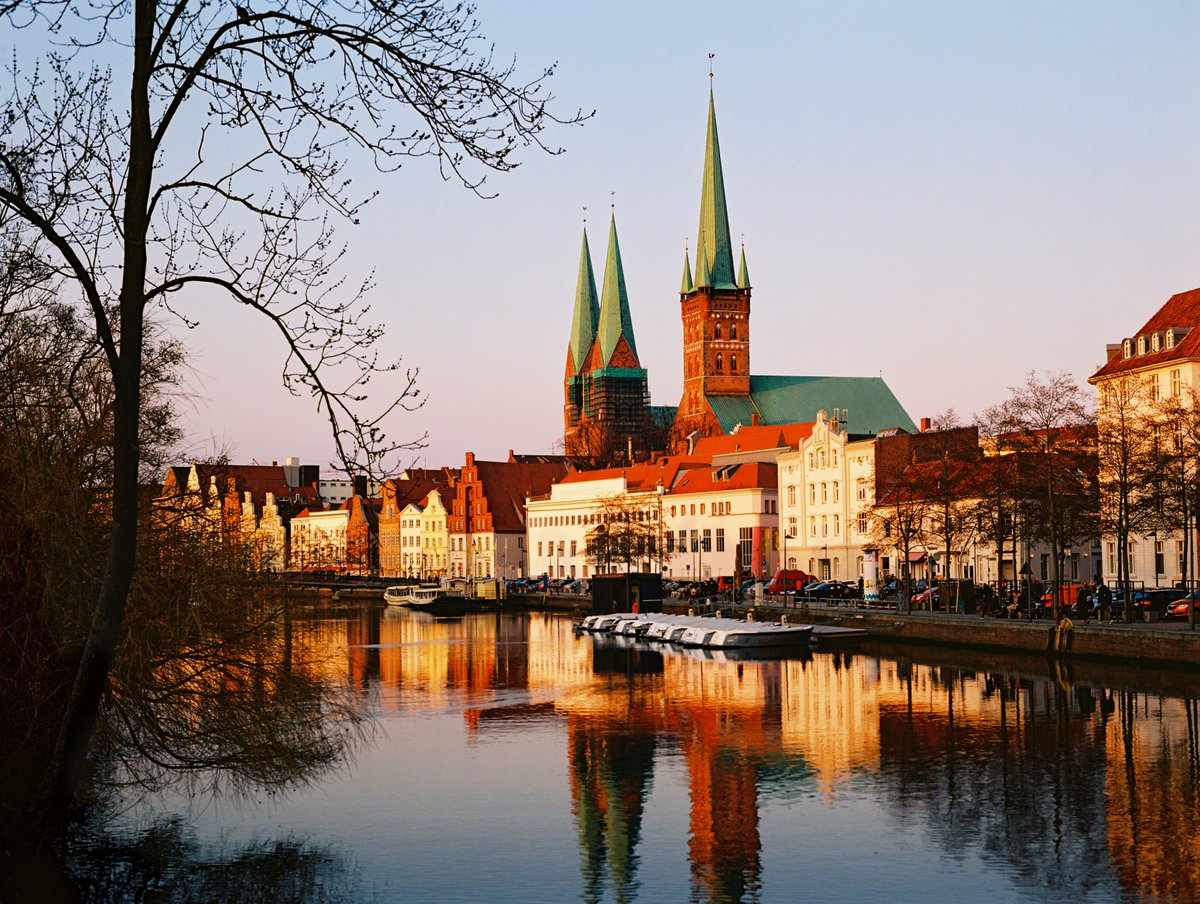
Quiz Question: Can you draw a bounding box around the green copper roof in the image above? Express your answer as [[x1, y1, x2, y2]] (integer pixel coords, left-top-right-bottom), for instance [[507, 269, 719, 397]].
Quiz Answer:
[[737, 245, 750, 289], [695, 89, 737, 290], [597, 214, 639, 365], [706, 375, 917, 435], [680, 249, 693, 293], [568, 227, 600, 373]]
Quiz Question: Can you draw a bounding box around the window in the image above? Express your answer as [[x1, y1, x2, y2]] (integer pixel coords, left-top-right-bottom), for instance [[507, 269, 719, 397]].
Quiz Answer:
[[1155, 540, 1164, 575], [1123, 339, 1131, 359], [833, 514, 840, 536], [809, 484, 816, 504], [821, 515, 828, 536], [700, 503, 706, 515], [702, 529, 712, 552], [810, 516, 816, 537], [1172, 369, 1181, 397], [670, 506, 676, 517], [1137, 336, 1146, 355], [833, 482, 840, 502], [857, 512, 868, 534], [1107, 541, 1116, 573], [788, 485, 796, 505], [730, 354, 738, 373], [678, 529, 686, 550], [1167, 329, 1176, 348], [857, 479, 868, 501], [570, 540, 577, 557], [821, 482, 828, 503], [537, 541, 543, 557], [832, 448, 839, 467], [690, 530, 699, 552], [730, 323, 738, 340], [1151, 373, 1160, 400], [716, 528, 725, 552], [1152, 333, 1161, 352], [714, 323, 722, 339], [715, 353, 723, 373]]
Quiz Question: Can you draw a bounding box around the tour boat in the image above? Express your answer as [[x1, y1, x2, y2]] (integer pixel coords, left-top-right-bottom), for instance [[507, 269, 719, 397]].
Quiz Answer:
[[384, 584, 471, 617]]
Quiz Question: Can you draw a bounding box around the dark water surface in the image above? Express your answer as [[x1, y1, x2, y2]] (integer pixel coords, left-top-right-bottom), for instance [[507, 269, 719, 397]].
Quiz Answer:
[[74, 607, 1200, 902]]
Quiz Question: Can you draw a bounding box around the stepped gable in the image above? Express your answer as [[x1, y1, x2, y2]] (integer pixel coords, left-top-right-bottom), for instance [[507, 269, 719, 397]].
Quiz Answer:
[[467, 455, 571, 533]]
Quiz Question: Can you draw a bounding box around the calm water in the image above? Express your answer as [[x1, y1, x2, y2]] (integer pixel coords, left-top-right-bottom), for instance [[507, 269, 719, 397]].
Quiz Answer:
[[74, 607, 1200, 902]]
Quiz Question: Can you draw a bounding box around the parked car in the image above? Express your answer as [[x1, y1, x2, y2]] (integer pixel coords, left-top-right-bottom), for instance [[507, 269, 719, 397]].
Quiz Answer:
[[767, 569, 815, 594], [1164, 591, 1200, 620], [911, 586, 940, 608], [1132, 588, 1185, 620]]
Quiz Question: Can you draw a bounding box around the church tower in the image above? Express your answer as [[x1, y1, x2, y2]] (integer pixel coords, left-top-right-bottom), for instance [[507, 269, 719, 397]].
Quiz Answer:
[[564, 216, 650, 459], [675, 89, 751, 440]]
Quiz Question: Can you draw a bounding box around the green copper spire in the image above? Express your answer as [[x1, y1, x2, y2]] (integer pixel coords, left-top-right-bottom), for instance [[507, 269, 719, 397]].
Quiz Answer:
[[737, 244, 750, 289], [695, 243, 711, 289], [597, 214, 639, 365], [695, 88, 737, 290], [568, 227, 600, 373], [680, 248, 694, 293]]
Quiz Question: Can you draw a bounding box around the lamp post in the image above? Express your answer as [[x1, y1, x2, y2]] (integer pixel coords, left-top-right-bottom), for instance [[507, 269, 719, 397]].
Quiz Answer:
[[783, 532, 795, 591]]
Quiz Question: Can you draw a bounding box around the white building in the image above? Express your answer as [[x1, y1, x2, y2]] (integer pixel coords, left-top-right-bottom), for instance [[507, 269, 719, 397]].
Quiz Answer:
[[777, 410, 877, 582], [290, 506, 349, 571]]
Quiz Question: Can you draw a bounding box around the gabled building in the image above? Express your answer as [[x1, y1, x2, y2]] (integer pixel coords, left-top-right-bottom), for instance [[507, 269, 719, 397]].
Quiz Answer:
[[447, 451, 570, 579], [378, 467, 456, 577], [1089, 286, 1200, 588], [155, 461, 318, 570]]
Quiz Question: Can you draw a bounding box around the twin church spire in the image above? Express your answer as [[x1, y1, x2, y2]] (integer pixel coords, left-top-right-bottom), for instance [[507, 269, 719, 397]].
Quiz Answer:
[[566, 214, 638, 374]]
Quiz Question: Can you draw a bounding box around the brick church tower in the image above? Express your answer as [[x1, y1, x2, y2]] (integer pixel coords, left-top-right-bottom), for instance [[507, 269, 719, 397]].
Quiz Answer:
[[563, 216, 650, 460], [674, 89, 752, 443]]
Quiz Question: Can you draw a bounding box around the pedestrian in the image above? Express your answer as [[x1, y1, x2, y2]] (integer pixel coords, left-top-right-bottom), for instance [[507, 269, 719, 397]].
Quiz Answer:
[[1097, 579, 1112, 624], [1075, 583, 1088, 621]]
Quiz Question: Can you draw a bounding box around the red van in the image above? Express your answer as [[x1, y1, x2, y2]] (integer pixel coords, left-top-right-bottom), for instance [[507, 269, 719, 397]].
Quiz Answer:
[[767, 569, 815, 594]]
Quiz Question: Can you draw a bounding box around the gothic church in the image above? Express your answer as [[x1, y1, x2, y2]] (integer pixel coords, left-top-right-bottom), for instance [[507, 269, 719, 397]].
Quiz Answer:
[[564, 88, 915, 458]]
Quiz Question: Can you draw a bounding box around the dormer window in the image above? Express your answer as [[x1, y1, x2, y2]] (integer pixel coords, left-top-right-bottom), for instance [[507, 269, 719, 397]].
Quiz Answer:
[[1167, 329, 1175, 349], [1137, 336, 1146, 355], [1151, 333, 1161, 352], [1123, 339, 1131, 359]]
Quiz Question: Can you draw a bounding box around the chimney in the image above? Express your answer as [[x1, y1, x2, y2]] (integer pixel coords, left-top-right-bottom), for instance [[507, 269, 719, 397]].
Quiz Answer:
[[920, 417, 931, 432], [751, 413, 760, 426]]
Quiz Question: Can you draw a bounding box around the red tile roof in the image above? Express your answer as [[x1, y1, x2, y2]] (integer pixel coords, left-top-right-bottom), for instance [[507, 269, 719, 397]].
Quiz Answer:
[[1091, 287, 1200, 380], [670, 462, 779, 495], [691, 422, 814, 458], [558, 456, 709, 491]]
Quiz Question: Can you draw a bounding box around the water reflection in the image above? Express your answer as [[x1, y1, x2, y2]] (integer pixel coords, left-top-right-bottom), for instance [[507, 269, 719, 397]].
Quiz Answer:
[[335, 608, 1200, 902], [67, 607, 1200, 902]]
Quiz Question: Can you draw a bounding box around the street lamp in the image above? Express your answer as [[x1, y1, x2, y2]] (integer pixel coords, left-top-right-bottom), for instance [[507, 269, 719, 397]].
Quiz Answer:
[[783, 533, 795, 591]]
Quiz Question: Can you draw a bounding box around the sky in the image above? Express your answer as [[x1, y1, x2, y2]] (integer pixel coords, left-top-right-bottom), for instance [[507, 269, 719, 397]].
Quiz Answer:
[[174, 1, 1200, 475]]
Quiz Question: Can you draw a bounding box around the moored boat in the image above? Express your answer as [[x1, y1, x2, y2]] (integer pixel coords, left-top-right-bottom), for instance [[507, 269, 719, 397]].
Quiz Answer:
[[385, 584, 471, 617]]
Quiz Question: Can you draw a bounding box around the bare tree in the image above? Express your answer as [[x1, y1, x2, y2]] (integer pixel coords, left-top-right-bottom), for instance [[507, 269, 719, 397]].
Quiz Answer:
[[585, 492, 662, 575], [993, 371, 1093, 620], [0, 0, 586, 831], [1152, 386, 1200, 627]]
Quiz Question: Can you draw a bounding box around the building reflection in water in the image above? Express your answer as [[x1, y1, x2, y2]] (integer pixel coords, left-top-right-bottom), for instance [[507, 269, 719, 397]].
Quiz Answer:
[[336, 609, 1200, 901]]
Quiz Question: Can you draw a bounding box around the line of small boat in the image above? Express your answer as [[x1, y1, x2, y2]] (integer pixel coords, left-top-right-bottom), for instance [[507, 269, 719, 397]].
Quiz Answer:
[[383, 584, 471, 617], [577, 611, 819, 650]]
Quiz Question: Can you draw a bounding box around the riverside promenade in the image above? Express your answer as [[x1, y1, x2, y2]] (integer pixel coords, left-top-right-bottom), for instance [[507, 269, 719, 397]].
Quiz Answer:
[[661, 595, 1200, 669]]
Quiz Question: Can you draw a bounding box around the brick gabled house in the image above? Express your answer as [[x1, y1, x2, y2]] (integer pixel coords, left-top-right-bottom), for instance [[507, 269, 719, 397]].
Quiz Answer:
[[448, 451, 570, 579], [377, 468, 457, 578]]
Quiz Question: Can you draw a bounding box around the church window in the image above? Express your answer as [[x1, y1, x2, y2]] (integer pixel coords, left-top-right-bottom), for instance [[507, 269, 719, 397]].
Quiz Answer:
[[730, 354, 738, 373], [714, 323, 722, 339], [715, 353, 723, 373], [730, 323, 738, 340]]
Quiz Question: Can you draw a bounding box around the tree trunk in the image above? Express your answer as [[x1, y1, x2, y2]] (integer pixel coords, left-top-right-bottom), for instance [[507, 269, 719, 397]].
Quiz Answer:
[[37, 0, 153, 834]]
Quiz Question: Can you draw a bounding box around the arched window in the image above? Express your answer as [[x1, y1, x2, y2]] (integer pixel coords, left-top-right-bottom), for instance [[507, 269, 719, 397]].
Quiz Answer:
[[715, 353, 723, 373], [714, 323, 722, 339], [1123, 339, 1132, 359], [730, 354, 738, 373], [730, 323, 738, 340]]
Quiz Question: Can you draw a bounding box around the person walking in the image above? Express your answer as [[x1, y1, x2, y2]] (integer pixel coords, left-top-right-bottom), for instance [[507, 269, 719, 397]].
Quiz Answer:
[[1097, 579, 1112, 624], [1075, 583, 1089, 621]]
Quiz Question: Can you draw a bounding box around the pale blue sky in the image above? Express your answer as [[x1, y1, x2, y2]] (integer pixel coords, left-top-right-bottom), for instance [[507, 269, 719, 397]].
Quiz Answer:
[[178, 1, 1200, 473]]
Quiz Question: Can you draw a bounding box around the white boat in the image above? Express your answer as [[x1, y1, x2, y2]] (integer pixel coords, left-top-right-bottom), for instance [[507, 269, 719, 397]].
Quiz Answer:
[[384, 584, 470, 616]]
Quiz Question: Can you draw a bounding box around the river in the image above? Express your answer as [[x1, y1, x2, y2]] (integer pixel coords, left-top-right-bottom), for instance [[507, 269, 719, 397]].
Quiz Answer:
[[67, 606, 1200, 902]]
